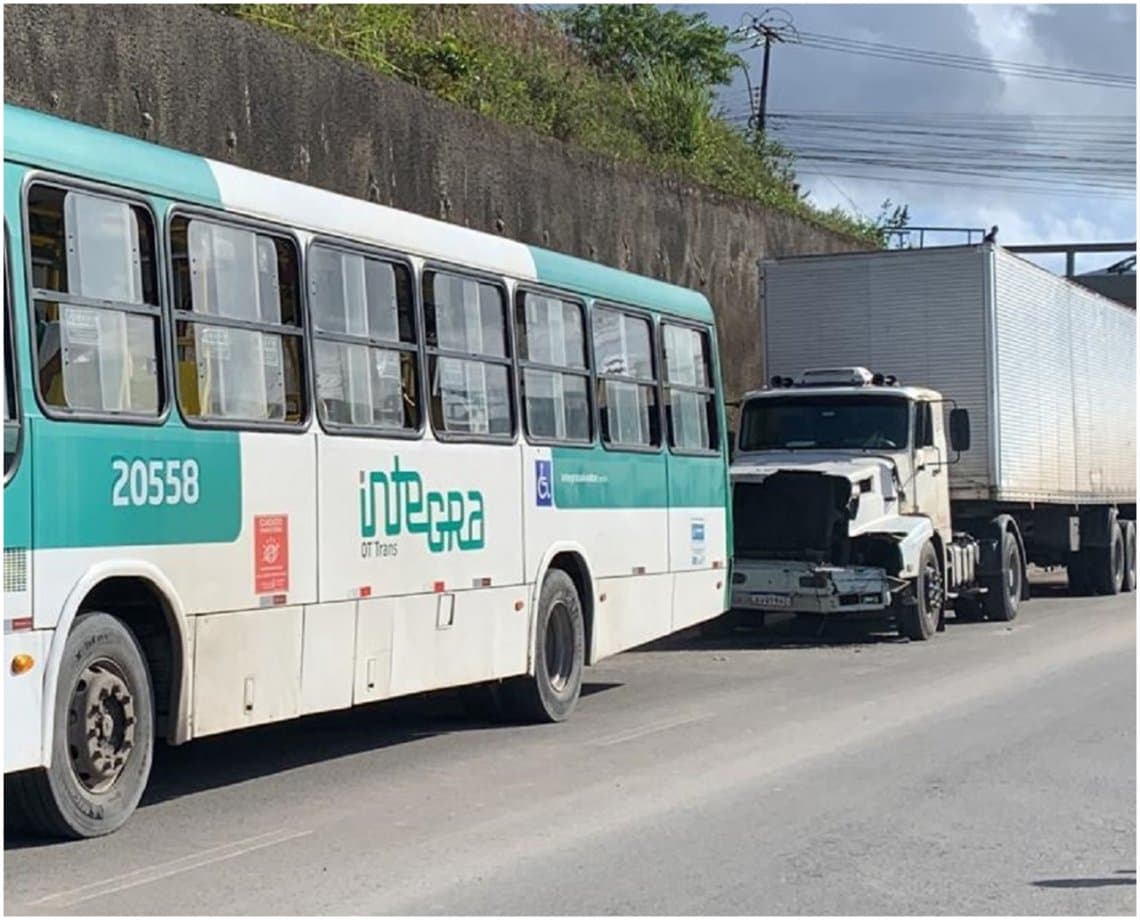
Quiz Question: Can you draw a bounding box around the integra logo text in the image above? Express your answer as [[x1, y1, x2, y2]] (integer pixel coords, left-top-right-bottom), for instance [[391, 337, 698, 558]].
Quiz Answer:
[[359, 458, 485, 555]]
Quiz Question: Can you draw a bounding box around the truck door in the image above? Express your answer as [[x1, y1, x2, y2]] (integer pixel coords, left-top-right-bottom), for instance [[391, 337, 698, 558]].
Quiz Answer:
[[912, 400, 950, 535]]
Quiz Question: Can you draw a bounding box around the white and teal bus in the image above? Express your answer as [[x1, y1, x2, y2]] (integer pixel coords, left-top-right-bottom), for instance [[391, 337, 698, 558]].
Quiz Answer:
[[3, 104, 731, 838]]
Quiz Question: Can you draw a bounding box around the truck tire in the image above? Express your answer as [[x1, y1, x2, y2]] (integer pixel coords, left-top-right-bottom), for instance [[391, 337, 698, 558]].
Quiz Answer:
[[1066, 551, 1093, 596], [498, 569, 585, 723], [1091, 520, 1125, 596], [1122, 521, 1136, 593], [898, 541, 942, 641], [984, 530, 1023, 622], [8, 613, 154, 839]]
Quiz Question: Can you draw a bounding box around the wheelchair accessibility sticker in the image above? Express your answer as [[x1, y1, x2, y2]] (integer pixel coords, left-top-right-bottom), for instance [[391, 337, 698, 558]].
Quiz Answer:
[[535, 460, 553, 507]]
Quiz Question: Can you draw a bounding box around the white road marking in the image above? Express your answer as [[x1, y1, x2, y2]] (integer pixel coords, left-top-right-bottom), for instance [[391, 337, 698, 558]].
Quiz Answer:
[[593, 714, 707, 747], [28, 827, 311, 909]]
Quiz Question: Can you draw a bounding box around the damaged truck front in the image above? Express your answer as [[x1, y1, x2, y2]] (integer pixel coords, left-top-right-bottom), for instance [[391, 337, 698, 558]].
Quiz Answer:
[[726, 368, 977, 640]]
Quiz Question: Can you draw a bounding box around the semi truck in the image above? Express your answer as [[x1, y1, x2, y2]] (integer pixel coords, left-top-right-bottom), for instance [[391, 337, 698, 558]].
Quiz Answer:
[[727, 243, 1136, 639]]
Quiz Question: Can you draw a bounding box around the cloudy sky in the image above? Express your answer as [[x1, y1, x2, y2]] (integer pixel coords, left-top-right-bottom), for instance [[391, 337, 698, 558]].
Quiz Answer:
[[692, 3, 1136, 274]]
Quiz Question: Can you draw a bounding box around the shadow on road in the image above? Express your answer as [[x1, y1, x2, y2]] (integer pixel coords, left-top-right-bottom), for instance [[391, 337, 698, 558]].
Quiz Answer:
[[4, 680, 621, 850], [640, 614, 910, 652], [1033, 877, 1136, 889]]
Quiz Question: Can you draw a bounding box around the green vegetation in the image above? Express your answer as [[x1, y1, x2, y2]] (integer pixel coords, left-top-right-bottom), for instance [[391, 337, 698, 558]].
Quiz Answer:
[[216, 4, 890, 244]]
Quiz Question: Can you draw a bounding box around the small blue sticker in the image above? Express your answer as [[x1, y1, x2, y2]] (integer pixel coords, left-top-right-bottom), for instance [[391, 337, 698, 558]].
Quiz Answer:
[[536, 459, 553, 507]]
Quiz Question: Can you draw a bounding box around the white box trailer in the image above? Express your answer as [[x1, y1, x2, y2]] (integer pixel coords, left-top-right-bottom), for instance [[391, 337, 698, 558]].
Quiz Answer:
[[753, 242, 1135, 601]]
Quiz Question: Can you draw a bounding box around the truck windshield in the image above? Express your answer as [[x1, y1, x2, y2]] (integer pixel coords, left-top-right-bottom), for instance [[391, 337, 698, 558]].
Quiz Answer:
[[738, 394, 911, 451]]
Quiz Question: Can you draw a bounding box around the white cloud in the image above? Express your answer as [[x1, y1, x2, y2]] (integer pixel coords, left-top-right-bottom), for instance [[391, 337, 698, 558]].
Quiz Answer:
[[705, 3, 1136, 249]]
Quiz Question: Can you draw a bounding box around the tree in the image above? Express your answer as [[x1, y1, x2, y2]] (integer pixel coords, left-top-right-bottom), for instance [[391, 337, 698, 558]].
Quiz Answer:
[[552, 5, 740, 87]]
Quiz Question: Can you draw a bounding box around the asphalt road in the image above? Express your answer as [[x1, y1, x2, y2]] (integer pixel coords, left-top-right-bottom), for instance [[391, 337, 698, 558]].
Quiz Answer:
[[5, 574, 1136, 915]]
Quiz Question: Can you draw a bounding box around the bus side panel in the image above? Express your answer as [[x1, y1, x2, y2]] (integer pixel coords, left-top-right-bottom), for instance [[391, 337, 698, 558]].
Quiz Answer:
[[29, 425, 317, 628], [191, 605, 303, 738], [524, 445, 668, 581], [666, 452, 729, 632], [4, 629, 48, 771], [316, 435, 524, 600], [591, 574, 673, 661], [300, 601, 356, 715], [351, 588, 529, 704]]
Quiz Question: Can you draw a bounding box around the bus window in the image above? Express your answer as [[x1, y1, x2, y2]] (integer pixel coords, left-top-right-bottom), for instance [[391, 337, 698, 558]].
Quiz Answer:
[[308, 244, 419, 432], [592, 306, 660, 448], [515, 290, 591, 444], [662, 322, 717, 452], [423, 271, 513, 439], [26, 184, 163, 417], [170, 216, 306, 425]]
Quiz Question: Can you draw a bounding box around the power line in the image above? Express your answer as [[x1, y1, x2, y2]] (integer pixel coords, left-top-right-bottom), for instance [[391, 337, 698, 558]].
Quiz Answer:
[[794, 30, 1136, 88], [792, 168, 1136, 200]]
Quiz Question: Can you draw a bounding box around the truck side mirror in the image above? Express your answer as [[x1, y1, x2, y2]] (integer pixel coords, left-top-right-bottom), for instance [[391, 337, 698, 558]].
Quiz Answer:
[[727, 429, 736, 461], [949, 408, 971, 452]]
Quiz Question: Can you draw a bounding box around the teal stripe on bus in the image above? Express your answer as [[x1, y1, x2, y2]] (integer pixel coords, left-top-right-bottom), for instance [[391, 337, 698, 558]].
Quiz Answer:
[[528, 246, 713, 323], [29, 419, 243, 550], [3, 104, 222, 206], [551, 446, 725, 509]]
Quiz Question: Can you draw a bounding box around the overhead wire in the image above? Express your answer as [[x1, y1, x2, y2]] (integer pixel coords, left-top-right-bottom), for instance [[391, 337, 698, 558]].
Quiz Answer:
[[793, 30, 1135, 88], [719, 28, 1136, 199]]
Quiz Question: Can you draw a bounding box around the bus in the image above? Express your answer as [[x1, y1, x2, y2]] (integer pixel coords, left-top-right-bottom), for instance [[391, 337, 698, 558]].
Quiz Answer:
[[2, 104, 732, 838]]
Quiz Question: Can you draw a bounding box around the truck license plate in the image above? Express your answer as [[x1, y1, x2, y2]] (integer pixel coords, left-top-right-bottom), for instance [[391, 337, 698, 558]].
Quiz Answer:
[[750, 593, 791, 609]]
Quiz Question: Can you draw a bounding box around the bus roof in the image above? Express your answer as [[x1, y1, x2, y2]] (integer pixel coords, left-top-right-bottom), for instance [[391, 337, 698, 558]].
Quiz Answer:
[[4, 104, 713, 325]]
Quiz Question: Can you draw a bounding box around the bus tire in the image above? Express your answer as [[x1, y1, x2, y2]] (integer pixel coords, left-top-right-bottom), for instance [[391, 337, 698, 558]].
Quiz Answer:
[[984, 530, 1023, 622], [9, 612, 154, 839], [500, 569, 585, 723], [898, 541, 942, 641], [1092, 520, 1125, 596], [1121, 521, 1136, 593]]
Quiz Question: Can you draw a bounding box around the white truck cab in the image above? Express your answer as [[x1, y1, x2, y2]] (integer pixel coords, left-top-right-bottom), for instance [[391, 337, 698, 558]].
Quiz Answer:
[[729, 366, 980, 640]]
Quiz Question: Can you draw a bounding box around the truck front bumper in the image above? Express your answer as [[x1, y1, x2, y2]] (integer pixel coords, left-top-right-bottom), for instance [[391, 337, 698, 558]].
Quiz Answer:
[[731, 560, 897, 615]]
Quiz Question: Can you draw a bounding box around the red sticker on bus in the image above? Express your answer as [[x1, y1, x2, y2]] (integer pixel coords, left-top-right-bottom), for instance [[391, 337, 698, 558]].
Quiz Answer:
[[254, 514, 289, 595]]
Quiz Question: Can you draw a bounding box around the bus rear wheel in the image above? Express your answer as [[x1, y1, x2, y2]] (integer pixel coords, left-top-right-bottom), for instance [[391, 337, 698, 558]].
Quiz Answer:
[[499, 569, 585, 723], [8, 613, 154, 839]]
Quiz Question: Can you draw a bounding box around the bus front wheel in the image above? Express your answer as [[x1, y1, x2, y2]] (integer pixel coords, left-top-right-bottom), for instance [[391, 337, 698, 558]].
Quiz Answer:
[[9, 612, 154, 839], [500, 569, 585, 723]]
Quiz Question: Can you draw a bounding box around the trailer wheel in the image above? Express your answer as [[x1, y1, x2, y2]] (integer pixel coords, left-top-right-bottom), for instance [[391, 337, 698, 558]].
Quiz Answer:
[[1121, 522, 1136, 593], [984, 530, 1023, 622], [8, 613, 154, 839], [1091, 521, 1125, 596], [898, 541, 942, 641], [498, 569, 585, 723]]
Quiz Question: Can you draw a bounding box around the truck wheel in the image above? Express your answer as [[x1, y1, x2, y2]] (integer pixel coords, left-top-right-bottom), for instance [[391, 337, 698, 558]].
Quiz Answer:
[[1092, 521, 1125, 596], [498, 570, 585, 723], [1121, 522, 1136, 593], [898, 541, 942, 641], [984, 530, 1023, 622], [1066, 551, 1092, 596], [8, 613, 154, 839]]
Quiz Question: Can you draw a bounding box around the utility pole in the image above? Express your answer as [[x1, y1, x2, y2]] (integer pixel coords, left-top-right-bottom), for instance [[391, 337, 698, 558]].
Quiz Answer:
[[736, 9, 798, 134], [757, 31, 773, 132]]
